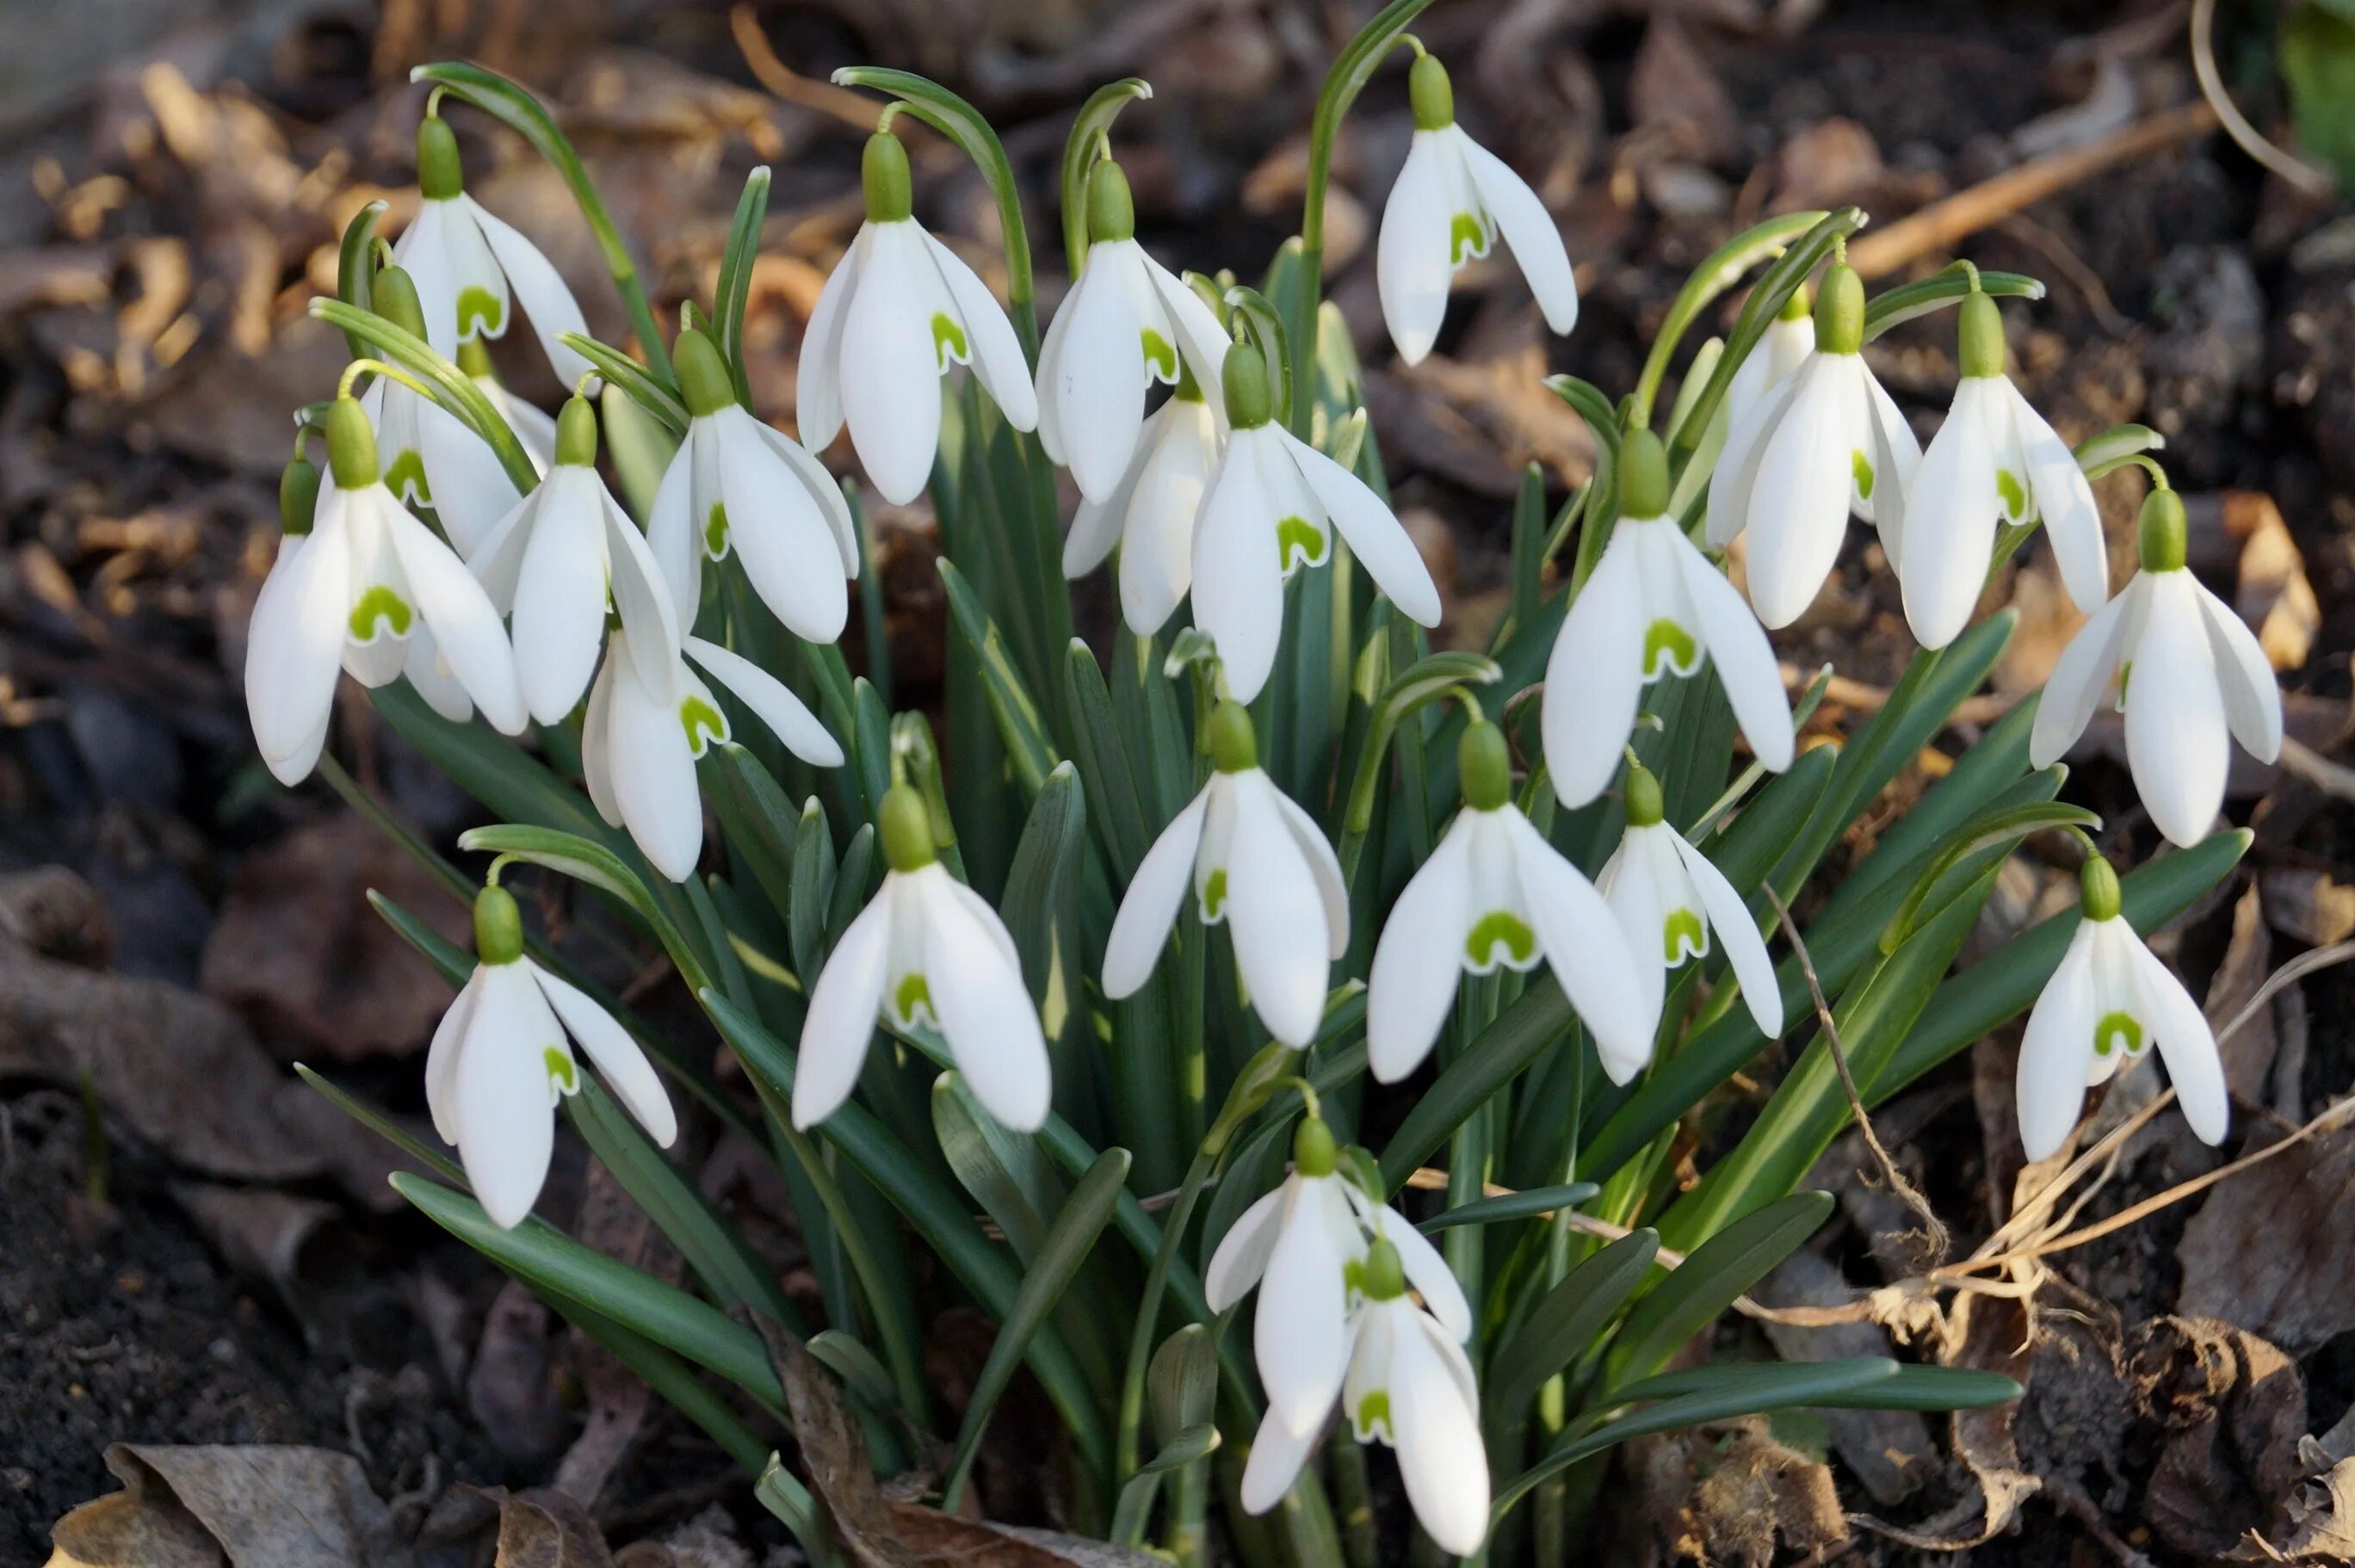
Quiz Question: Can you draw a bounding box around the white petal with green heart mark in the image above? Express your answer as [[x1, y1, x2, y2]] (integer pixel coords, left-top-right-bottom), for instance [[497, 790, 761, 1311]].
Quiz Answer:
[[1379, 121, 1577, 367], [1063, 396, 1223, 635]]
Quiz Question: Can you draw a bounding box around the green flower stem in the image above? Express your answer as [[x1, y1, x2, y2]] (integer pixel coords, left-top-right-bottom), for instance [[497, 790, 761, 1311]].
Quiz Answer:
[[309, 299, 538, 495], [1060, 78, 1154, 276], [1116, 1144, 1218, 1478], [1327, 1439, 1380, 1568]]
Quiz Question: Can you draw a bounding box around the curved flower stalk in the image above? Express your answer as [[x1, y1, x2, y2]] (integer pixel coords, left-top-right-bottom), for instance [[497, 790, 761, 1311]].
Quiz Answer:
[[646, 327, 857, 644], [1190, 344, 1441, 703], [2029, 487, 2282, 848], [430, 884, 676, 1228], [460, 338, 558, 474], [1707, 259, 1920, 628], [1103, 701, 1347, 1046], [1037, 157, 1230, 502], [1060, 366, 1222, 633], [358, 267, 521, 558], [798, 128, 1039, 504], [1543, 428, 1792, 809], [395, 111, 592, 388], [1369, 719, 1659, 1083], [469, 392, 679, 725], [1379, 51, 1577, 367], [581, 626, 844, 885], [1900, 284, 2105, 648], [794, 785, 1048, 1132], [2017, 858, 2227, 1160], [1597, 761, 1783, 1043], [245, 396, 523, 784]]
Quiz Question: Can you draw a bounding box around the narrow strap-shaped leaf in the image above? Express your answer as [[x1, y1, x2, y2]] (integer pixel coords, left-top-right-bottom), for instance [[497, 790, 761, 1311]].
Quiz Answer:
[[1613, 1358, 2018, 1412], [334, 200, 386, 360], [559, 331, 689, 434], [1066, 640, 1153, 880], [309, 299, 536, 493], [704, 744, 801, 924], [1487, 1228, 1660, 1427], [297, 1063, 468, 1187], [788, 796, 838, 985], [1630, 210, 1827, 430], [1604, 1192, 1832, 1391], [1417, 1182, 1600, 1233], [714, 164, 770, 408], [1001, 761, 1089, 1030], [939, 557, 1059, 793]]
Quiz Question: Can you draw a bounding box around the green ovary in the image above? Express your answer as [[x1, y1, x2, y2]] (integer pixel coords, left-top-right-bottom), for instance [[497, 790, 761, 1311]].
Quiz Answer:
[[1642, 618, 1699, 680], [458, 285, 504, 338], [1202, 868, 1228, 920], [1664, 909, 1705, 964], [678, 694, 727, 755], [704, 503, 729, 558], [1851, 450, 1876, 501], [384, 448, 430, 503], [893, 972, 934, 1023], [1449, 213, 1487, 267], [1141, 328, 1177, 381], [1466, 911, 1536, 968], [1995, 468, 2028, 519], [543, 1047, 578, 1094], [1276, 516, 1328, 573], [931, 312, 968, 369], [2092, 1010, 2143, 1059], [347, 585, 413, 642]]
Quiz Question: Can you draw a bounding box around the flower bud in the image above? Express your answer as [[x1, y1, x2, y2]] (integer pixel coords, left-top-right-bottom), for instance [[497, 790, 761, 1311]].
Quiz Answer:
[[862, 131, 912, 224], [674, 326, 735, 420], [880, 783, 937, 874], [1409, 52, 1455, 132], [1221, 343, 1273, 431], [279, 453, 320, 537], [1814, 262, 1864, 356], [1459, 719, 1511, 811], [2080, 857, 2122, 923], [1085, 158, 1134, 245], [1618, 427, 1670, 519], [1207, 700, 1258, 774], [373, 264, 430, 341], [473, 884, 524, 966], [2137, 486, 2186, 573], [417, 114, 464, 202], [324, 395, 380, 490]]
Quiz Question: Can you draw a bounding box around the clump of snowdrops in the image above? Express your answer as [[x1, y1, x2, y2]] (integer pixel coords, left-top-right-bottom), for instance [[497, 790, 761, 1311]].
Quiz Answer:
[[257, 6, 2278, 1562]]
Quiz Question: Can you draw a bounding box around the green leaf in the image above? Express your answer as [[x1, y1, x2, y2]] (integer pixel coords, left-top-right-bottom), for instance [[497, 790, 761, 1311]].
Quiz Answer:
[[1065, 641, 1153, 880], [1336, 650, 1500, 848], [933, 1074, 1068, 1262], [561, 332, 689, 434], [1416, 1182, 1600, 1233], [788, 796, 838, 985], [2073, 423, 2166, 482], [296, 1063, 467, 1188], [1877, 800, 2100, 954], [807, 1330, 901, 1413], [1000, 762, 1088, 1044], [943, 1148, 1130, 1506], [939, 557, 1059, 793], [1378, 973, 1574, 1193], [309, 299, 538, 493], [1632, 211, 1827, 431], [334, 200, 386, 360], [1862, 267, 2044, 339], [366, 889, 471, 987], [1487, 1229, 1660, 1427], [704, 744, 802, 925], [1060, 78, 1154, 275], [2284, 2, 2355, 194], [1605, 1193, 1832, 1392], [715, 164, 771, 407], [1612, 1359, 2018, 1412], [371, 683, 604, 840]]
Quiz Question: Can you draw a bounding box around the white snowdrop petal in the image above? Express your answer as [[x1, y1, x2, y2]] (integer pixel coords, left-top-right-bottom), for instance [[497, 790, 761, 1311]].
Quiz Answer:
[[454, 968, 559, 1229], [2017, 923, 2099, 1162], [1283, 431, 1441, 627], [1267, 784, 1350, 960], [247, 527, 350, 772], [1541, 528, 1646, 807], [1507, 812, 1660, 1083], [757, 423, 861, 577], [510, 469, 608, 725], [646, 435, 702, 628], [2191, 578, 2284, 764], [424, 968, 484, 1145], [1378, 133, 1457, 366], [1900, 378, 2002, 650], [921, 873, 1050, 1132], [1048, 244, 1153, 502], [1227, 776, 1337, 1047], [2127, 574, 2229, 847], [2029, 579, 2137, 769], [530, 962, 676, 1146], [1103, 788, 1210, 998], [462, 195, 593, 386], [1390, 1310, 1492, 1556], [439, 200, 512, 343], [1857, 365, 1919, 549], [1205, 1182, 1289, 1312], [715, 408, 850, 645], [1670, 527, 1793, 772], [602, 491, 682, 684], [2008, 382, 2106, 614], [840, 224, 947, 506], [381, 497, 526, 734], [1458, 131, 1577, 337], [1368, 818, 1474, 1082], [1672, 831, 1783, 1037], [1117, 400, 1220, 633], [580, 654, 622, 828], [920, 228, 1038, 432], [797, 226, 865, 452], [403, 630, 473, 723], [467, 490, 535, 613], [607, 657, 704, 882], [794, 885, 896, 1129], [393, 201, 460, 360], [491, 387, 558, 475], [1380, 1210, 1474, 1343], [1190, 430, 1284, 703], [1238, 1404, 1323, 1516], [1140, 256, 1232, 397], [1257, 1195, 1351, 1431], [683, 636, 844, 768], [1705, 364, 1806, 550], [2126, 933, 2229, 1146], [1745, 357, 1857, 629], [415, 396, 521, 559]]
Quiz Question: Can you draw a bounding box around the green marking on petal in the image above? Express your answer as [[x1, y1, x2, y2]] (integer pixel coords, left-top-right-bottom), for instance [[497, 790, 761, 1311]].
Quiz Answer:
[[347, 584, 413, 642], [1276, 516, 1328, 573], [2117, 660, 2131, 705], [383, 448, 430, 503], [930, 312, 967, 370], [1202, 868, 1228, 919], [544, 1046, 578, 1093], [1995, 467, 2028, 520], [894, 972, 933, 1022], [1664, 909, 1705, 965], [679, 694, 727, 756], [457, 285, 504, 339], [1851, 449, 1876, 501], [1357, 1390, 1391, 1436], [1641, 617, 1699, 680], [1449, 213, 1487, 267], [1466, 911, 1536, 968], [2092, 1009, 2143, 1059], [1141, 327, 1177, 381], [704, 502, 729, 558]]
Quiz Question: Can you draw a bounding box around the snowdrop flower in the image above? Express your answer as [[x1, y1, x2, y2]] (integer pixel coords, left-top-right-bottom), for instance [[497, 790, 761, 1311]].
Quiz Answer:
[[459, 338, 558, 475], [1378, 52, 1577, 367], [1707, 261, 1920, 628], [793, 785, 1048, 1132], [355, 266, 521, 558], [1036, 157, 1229, 502], [1208, 1117, 1369, 1431], [2029, 488, 2282, 848], [2016, 858, 2228, 1160], [1724, 284, 1816, 436], [1369, 720, 1659, 1083], [1900, 286, 2106, 648], [646, 327, 857, 645], [1238, 1228, 1488, 1557], [1543, 429, 1793, 809], [429, 885, 675, 1228], [1060, 361, 1223, 633], [581, 624, 844, 885], [1597, 762, 1783, 1046], [1104, 702, 1346, 1046], [1192, 345, 1441, 703], [467, 393, 679, 725], [797, 128, 1039, 505], [394, 112, 591, 388], [245, 396, 523, 784]]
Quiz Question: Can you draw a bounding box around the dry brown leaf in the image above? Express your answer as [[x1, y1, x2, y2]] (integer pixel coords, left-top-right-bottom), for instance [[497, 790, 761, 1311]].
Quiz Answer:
[[418, 1486, 614, 1568], [1755, 1251, 1936, 1505], [1629, 15, 1738, 164], [883, 1509, 1165, 1568], [2178, 1123, 2355, 1356], [2264, 868, 2355, 948], [46, 1444, 408, 1568], [2234, 492, 2321, 671], [2263, 1458, 2355, 1561], [2132, 1318, 2308, 1559]]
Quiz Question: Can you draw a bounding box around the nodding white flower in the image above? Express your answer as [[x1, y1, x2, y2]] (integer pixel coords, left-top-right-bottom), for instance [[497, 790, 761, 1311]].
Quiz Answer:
[[460, 338, 558, 476], [1597, 762, 1784, 1046], [1900, 288, 2105, 649], [1707, 261, 1920, 629], [1190, 345, 1442, 703], [1103, 703, 1347, 1047], [2029, 488, 2282, 848], [1543, 429, 1793, 810], [245, 397, 523, 784], [467, 394, 679, 726], [646, 327, 857, 645], [355, 265, 522, 558], [2016, 859, 2227, 1161], [1370, 721, 1660, 1084], [794, 785, 1048, 1132], [1037, 158, 1230, 502], [1060, 373, 1223, 634], [429, 885, 676, 1228], [581, 626, 843, 884], [394, 114, 591, 388], [1378, 52, 1577, 367], [797, 129, 1039, 505], [1208, 1119, 1367, 1431], [1238, 1221, 1488, 1558], [1724, 286, 1816, 436]]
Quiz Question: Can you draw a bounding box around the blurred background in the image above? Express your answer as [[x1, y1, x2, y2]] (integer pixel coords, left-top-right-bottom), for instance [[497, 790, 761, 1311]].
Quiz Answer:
[[3, 1, 2352, 1562]]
